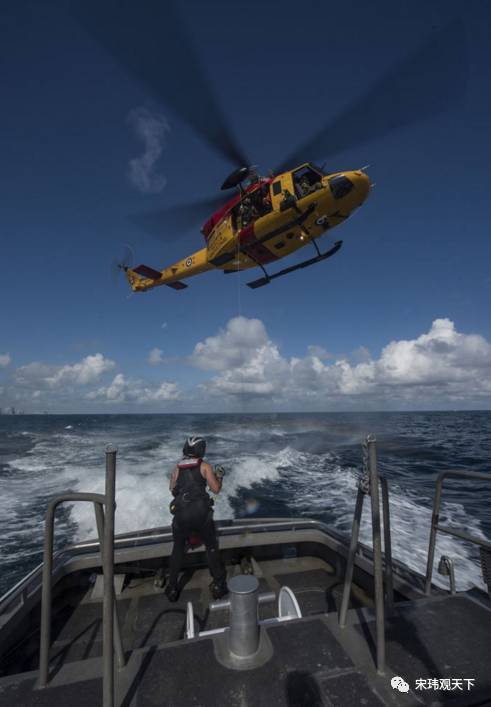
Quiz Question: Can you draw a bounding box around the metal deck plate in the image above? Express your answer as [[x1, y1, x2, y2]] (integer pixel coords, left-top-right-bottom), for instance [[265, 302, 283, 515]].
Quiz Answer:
[[355, 595, 491, 705]]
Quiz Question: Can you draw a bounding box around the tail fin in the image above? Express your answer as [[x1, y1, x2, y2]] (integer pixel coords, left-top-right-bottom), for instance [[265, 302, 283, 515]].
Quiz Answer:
[[131, 264, 188, 291], [165, 281, 188, 290], [133, 264, 162, 279]]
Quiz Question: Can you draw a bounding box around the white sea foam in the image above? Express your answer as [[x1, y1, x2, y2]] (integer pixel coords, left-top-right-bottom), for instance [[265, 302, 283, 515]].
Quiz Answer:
[[282, 447, 486, 591], [69, 442, 285, 540], [2, 428, 487, 595]]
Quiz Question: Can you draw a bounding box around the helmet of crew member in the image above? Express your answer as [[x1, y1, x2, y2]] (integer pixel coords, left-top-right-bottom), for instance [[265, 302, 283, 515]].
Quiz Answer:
[[183, 436, 206, 458]]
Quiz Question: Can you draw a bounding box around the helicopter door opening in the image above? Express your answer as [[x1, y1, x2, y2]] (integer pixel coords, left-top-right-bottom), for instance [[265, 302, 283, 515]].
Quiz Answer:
[[232, 184, 273, 232], [292, 165, 323, 199]]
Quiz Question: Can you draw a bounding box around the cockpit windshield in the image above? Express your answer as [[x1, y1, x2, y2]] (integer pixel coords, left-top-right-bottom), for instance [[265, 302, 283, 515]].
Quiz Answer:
[[328, 174, 353, 199]]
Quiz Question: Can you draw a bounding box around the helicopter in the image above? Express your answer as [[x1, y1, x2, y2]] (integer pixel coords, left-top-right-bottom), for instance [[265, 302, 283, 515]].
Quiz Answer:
[[75, 3, 466, 294], [126, 164, 370, 291]]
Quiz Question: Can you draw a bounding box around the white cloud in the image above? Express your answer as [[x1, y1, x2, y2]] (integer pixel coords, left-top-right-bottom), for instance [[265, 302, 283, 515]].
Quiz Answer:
[[189, 316, 269, 371], [0, 353, 11, 367], [14, 354, 115, 388], [148, 347, 164, 366], [5, 319, 491, 412], [88, 374, 179, 404], [45, 354, 115, 387], [190, 316, 491, 407], [127, 107, 169, 194]]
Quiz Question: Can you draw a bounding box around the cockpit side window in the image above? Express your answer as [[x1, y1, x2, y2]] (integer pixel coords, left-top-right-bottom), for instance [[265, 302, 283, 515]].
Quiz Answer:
[[293, 165, 323, 198]]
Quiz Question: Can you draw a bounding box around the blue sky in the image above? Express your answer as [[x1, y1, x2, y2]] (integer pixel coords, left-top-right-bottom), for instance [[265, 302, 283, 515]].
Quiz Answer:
[[1, 0, 491, 412]]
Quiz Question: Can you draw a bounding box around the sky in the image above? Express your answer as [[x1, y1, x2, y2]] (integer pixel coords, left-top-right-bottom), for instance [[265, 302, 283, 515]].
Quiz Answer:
[[1, 0, 491, 413]]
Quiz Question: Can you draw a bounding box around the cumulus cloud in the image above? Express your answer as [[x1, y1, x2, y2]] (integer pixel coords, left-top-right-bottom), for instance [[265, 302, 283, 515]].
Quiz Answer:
[[189, 316, 269, 372], [189, 316, 491, 407], [148, 348, 164, 366], [4, 351, 179, 412], [0, 353, 11, 367], [5, 319, 491, 412], [127, 107, 169, 194], [88, 374, 179, 404], [14, 354, 115, 389], [45, 354, 115, 387]]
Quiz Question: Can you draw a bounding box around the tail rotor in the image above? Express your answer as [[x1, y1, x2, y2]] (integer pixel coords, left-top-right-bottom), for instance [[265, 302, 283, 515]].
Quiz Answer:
[[110, 244, 135, 294]]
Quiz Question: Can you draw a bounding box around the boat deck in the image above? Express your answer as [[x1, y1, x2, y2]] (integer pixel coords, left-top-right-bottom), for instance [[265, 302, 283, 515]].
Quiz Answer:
[[1, 555, 490, 706]]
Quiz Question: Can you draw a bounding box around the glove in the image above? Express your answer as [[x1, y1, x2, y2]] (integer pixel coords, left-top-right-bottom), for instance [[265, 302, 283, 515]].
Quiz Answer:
[[214, 465, 225, 481]]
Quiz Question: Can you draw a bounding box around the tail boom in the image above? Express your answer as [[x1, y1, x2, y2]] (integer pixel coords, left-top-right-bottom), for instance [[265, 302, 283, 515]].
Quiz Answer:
[[126, 248, 213, 292]]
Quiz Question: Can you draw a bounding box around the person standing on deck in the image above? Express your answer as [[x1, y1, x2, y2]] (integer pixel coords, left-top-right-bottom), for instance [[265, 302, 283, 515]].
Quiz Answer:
[[162, 436, 227, 602]]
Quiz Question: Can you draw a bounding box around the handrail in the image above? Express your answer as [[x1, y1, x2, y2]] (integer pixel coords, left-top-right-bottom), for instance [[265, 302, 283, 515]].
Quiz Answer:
[[0, 516, 390, 618], [424, 470, 491, 595], [103, 446, 117, 707], [38, 493, 106, 688], [380, 477, 394, 615], [339, 435, 392, 676], [37, 447, 123, 707]]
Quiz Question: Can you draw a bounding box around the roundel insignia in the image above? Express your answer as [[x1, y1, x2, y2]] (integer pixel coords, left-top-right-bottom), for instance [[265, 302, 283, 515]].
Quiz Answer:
[[185, 257, 193, 267]]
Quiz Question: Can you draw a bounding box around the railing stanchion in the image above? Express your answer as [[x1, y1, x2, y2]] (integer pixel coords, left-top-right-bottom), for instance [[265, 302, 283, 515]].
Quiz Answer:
[[38, 492, 106, 688], [339, 487, 364, 628], [38, 502, 56, 688], [94, 502, 125, 670], [381, 477, 394, 615], [103, 446, 117, 707], [368, 436, 385, 675], [425, 470, 491, 595]]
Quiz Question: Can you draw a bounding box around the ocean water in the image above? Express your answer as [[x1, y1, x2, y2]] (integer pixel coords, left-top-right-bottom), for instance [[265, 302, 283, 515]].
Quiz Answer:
[[1, 412, 490, 598]]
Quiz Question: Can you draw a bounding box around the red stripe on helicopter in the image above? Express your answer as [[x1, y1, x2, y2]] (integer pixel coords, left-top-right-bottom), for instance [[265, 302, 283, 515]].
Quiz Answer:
[[201, 177, 273, 242], [243, 242, 278, 264], [238, 223, 256, 246], [245, 244, 277, 264], [238, 224, 277, 264]]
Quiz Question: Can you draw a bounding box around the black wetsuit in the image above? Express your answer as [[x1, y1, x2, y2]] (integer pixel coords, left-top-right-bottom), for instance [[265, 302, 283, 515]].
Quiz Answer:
[[168, 458, 226, 588]]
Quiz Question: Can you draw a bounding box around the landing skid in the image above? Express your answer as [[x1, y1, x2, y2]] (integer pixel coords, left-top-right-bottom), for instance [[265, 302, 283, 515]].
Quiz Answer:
[[246, 240, 343, 289]]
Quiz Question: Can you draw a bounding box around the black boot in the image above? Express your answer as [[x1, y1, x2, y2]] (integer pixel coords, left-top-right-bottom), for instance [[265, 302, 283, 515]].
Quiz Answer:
[[165, 584, 180, 602], [210, 579, 228, 600], [153, 568, 166, 589]]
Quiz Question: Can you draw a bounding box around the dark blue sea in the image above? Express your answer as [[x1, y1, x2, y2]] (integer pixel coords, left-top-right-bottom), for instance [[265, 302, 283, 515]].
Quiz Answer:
[[1, 412, 490, 597]]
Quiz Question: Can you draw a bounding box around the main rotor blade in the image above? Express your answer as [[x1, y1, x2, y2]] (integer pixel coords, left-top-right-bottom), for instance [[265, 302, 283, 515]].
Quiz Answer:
[[274, 20, 467, 174], [129, 194, 227, 241], [73, 0, 248, 167]]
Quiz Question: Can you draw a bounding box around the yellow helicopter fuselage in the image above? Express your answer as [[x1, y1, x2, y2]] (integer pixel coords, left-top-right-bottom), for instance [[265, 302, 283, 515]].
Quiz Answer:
[[126, 164, 370, 292]]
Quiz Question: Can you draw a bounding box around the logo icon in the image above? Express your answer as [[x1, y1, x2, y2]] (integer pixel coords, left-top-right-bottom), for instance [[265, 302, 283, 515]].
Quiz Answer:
[[391, 676, 410, 693]]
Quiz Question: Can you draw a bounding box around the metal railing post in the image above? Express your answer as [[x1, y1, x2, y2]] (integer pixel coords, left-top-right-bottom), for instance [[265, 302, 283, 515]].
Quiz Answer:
[[368, 436, 385, 675], [94, 501, 125, 670], [424, 470, 491, 595], [38, 493, 106, 688], [103, 446, 117, 707], [339, 436, 387, 674], [38, 501, 56, 688], [424, 476, 443, 595], [339, 486, 365, 627], [380, 477, 394, 615]]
